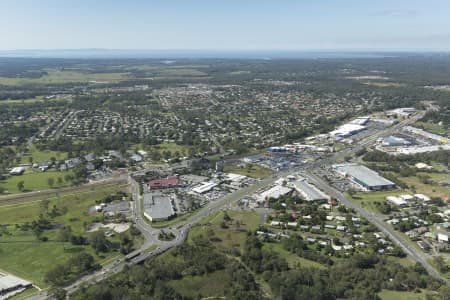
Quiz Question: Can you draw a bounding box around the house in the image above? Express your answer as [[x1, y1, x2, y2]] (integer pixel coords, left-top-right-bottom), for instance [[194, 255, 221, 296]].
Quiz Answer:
[[336, 225, 347, 232], [287, 222, 298, 228], [9, 167, 25, 175], [130, 154, 143, 163], [84, 153, 96, 162], [311, 225, 321, 232], [437, 233, 449, 244], [414, 194, 431, 202], [415, 162, 433, 170], [38, 161, 50, 171], [405, 230, 419, 239]]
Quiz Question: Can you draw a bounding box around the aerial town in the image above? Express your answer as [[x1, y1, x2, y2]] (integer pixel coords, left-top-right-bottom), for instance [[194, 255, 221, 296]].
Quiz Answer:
[[4, 1, 450, 300]]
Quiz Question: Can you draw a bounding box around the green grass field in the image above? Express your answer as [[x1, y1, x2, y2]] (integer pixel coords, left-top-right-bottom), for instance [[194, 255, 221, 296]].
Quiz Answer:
[[415, 121, 449, 136], [223, 163, 274, 179], [0, 185, 125, 287], [21, 144, 68, 164], [0, 97, 45, 105], [6, 287, 39, 300], [142, 142, 193, 161], [188, 210, 260, 252], [348, 190, 406, 213], [150, 212, 194, 228], [397, 175, 450, 199], [168, 270, 229, 298], [262, 243, 327, 269], [0, 170, 73, 194], [378, 289, 437, 300], [0, 70, 128, 86]]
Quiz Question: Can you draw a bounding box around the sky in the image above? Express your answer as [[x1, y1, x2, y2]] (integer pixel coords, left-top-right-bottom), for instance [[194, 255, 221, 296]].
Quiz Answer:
[[1, 0, 450, 51]]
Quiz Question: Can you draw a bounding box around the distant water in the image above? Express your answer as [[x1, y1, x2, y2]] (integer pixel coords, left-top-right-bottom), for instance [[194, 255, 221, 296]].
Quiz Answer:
[[0, 49, 406, 59]]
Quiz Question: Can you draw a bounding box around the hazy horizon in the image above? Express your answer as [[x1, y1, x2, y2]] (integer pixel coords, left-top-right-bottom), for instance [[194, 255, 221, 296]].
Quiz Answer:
[[1, 48, 450, 59], [2, 0, 450, 52]]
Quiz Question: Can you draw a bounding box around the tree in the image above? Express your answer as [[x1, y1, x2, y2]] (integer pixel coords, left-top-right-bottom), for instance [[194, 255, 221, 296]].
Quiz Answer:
[[89, 231, 110, 253], [57, 226, 72, 242], [73, 164, 88, 180], [40, 199, 50, 214], [48, 287, 67, 300], [433, 256, 448, 273], [44, 265, 68, 286], [47, 177, 55, 188], [17, 180, 25, 192]]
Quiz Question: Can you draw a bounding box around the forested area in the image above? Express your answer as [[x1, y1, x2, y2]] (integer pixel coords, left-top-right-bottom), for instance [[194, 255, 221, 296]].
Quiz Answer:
[[71, 235, 262, 300], [68, 233, 449, 300]]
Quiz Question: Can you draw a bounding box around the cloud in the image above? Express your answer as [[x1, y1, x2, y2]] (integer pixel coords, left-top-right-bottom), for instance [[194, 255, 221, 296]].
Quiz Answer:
[[371, 9, 419, 17]]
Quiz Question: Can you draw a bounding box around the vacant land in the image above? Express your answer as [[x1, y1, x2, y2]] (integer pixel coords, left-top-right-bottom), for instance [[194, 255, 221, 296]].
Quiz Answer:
[[223, 163, 274, 179], [378, 289, 437, 300], [0, 170, 73, 194], [168, 270, 229, 299], [415, 121, 449, 136], [397, 175, 450, 198], [188, 210, 260, 251], [0, 70, 128, 86], [0, 185, 126, 287], [348, 190, 406, 213], [21, 144, 68, 164], [262, 243, 327, 269]]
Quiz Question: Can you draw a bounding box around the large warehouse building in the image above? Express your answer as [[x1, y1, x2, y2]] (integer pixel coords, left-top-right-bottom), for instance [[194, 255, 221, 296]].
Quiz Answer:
[[329, 123, 367, 138], [0, 272, 32, 298], [291, 178, 329, 202], [333, 163, 396, 191], [143, 192, 175, 222]]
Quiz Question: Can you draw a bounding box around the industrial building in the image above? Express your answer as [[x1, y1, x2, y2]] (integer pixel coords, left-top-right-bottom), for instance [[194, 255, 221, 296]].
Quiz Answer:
[[192, 181, 218, 194], [350, 117, 370, 125], [333, 163, 396, 191], [0, 272, 32, 298], [389, 107, 416, 117], [404, 126, 448, 144], [386, 196, 408, 207], [381, 136, 411, 147], [291, 178, 329, 202], [258, 185, 292, 201], [397, 144, 450, 155], [147, 176, 178, 189], [143, 192, 175, 222], [329, 123, 367, 138]]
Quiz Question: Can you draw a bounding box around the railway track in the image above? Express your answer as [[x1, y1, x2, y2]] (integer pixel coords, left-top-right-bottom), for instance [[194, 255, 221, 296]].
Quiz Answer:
[[0, 178, 128, 207]]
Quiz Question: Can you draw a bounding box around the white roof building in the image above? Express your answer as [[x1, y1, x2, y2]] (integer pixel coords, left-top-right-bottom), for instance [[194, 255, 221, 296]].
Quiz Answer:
[[192, 182, 218, 194], [437, 233, 449, 243], [414, 194, 431, 202], [386, 196, 408, 206], [0, 272, 32, 297], [9, 167, 26, 175], [258, 185, 292, 201]]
